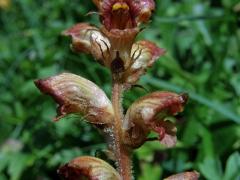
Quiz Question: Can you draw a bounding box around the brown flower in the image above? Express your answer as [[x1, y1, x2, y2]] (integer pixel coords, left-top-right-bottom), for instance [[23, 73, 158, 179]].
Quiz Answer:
[[93, 0, 155, 30], [63, 23, 112, 65], [122, 92, 188, 148], [58, 156, 121, 180], [124, 40, 165, 84], [35, 73, 114, 124]]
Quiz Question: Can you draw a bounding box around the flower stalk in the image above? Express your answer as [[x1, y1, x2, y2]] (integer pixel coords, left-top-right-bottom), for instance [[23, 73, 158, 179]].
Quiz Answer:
[[112, 82, 132, 180]]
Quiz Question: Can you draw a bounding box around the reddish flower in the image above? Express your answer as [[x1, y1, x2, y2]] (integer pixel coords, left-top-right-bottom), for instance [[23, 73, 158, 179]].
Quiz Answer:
[[123, 92, 188, 148], [58, 156, 121, 180], [93, 0, 155, 30], [124, 40, 166, 84], [35, 73, 114, 124]]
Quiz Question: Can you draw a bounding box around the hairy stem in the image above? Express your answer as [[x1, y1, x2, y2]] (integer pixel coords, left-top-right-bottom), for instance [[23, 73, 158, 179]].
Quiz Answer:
[[112, 82, 132, 180]]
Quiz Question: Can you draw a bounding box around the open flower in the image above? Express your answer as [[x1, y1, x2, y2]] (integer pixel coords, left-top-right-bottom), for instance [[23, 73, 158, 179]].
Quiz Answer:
[[122, 92, 188, 148], [93, 0, 155, 30], [35, 73, 114, 124], [63, 23, 112, 65], [124, 40, 165, 84]]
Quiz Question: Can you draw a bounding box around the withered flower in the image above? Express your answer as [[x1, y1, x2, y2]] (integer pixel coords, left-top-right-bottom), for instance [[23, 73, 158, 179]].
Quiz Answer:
[[123, 92, 188, 148]]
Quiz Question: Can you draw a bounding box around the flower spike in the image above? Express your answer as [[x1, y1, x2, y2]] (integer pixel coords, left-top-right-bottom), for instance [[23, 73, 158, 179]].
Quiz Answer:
[[35, 73, 114, 124], [35, 0, 199, 179]]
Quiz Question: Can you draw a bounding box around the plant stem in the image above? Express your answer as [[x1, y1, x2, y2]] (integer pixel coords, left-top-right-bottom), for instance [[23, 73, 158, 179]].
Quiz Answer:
[[112, 82, 132, 180]]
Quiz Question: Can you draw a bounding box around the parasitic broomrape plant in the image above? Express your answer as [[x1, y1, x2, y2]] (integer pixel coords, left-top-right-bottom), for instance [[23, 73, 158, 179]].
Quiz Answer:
[[35, 0, 199, 179]]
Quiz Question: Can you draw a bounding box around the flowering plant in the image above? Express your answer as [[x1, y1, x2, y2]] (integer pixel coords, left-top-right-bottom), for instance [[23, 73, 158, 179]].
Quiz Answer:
[[35, 0, 199, 179]]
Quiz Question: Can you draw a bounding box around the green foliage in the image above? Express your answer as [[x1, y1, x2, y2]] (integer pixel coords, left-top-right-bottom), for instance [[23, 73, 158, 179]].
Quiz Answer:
[[0, 0, 240, 179]]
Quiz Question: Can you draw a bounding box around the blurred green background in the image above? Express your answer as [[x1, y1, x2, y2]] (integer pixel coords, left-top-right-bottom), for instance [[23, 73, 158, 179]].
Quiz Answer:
[[0, 0, 240, 179]]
